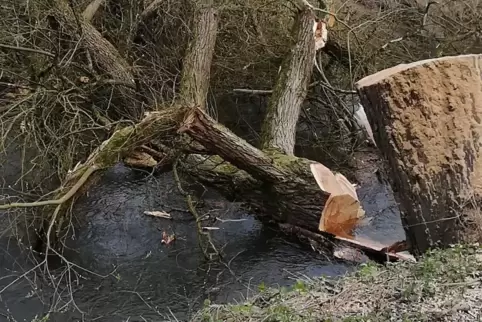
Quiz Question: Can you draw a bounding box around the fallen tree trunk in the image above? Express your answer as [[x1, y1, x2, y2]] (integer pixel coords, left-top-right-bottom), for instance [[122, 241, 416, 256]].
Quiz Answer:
[[356, 54, 482, 255], [49, 0, 140, 118], [1, 0, 388, 261], [181, 107, 329, 229]]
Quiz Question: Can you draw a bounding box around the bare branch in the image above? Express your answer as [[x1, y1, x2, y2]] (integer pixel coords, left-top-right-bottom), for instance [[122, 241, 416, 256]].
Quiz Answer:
[[140, 0, 164, 21], [0, 43, 55, 58]]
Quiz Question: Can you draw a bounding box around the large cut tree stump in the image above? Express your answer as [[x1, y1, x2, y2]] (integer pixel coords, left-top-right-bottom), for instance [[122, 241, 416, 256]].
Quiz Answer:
[[356, 54, 482, 255]]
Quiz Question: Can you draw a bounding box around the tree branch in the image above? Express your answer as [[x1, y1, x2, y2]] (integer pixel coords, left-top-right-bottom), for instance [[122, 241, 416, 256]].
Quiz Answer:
[[0, 43, 55, 58]]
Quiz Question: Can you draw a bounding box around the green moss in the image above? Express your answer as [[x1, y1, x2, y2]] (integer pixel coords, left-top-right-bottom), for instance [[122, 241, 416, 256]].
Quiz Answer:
[[95, 125, 134, 167], [267, 150, 311, 175]]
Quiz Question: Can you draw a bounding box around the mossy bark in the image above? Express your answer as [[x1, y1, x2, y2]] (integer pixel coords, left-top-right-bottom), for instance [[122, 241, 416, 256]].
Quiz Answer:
[[31, 1, 337, 252], [181, 107, 329, 231]]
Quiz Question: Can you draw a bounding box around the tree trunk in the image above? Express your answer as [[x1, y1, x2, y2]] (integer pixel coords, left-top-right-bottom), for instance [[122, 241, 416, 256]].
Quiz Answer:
[[356, 54, 482, 255], [181, 107, 329, 229], [179, 1, 218, 110], [49, 0, 139, 118], [8, 0, 379, 258], [260, 8, 315, 155]]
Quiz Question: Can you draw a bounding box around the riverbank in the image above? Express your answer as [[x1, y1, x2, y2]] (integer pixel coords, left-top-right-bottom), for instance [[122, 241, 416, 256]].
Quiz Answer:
[[192, 244, 482, 321]]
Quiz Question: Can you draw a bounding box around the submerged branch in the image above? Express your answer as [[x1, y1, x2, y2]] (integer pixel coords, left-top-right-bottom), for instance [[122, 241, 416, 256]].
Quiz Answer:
[[173, 158, 220, 260]]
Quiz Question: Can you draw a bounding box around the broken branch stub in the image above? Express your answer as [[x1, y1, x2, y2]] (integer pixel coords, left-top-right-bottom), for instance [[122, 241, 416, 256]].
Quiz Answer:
[[356, 54, 482, 255]]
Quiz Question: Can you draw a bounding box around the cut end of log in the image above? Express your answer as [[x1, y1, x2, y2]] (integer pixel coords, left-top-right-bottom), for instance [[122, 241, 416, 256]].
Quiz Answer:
[[355, 54, 482, 89], [355, 53, 482, 254], [310, 163, 364, 238]]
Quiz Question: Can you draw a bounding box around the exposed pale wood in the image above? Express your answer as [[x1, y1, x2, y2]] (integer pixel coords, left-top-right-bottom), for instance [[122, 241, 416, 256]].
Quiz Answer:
[[82, 0, 105, 22], [310, 163, 364, 237]]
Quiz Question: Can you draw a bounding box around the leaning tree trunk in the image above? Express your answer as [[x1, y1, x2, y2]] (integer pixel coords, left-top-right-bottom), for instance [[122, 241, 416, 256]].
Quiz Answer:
[[182, 5, 330, 231], [356, 54, 482, 255], [49, 0, 140, 119]]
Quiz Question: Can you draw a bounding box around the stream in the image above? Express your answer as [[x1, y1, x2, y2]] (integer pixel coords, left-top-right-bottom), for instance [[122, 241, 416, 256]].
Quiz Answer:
[[0, 150, 405, 322]]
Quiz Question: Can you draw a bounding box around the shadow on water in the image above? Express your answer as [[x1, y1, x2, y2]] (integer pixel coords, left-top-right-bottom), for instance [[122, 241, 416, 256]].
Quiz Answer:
[[0, 151, 405, 322]]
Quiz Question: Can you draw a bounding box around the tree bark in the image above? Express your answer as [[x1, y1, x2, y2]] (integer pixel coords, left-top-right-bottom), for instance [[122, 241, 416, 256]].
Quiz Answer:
[[179, 1, 218, 110], [49, 0, 139, 118], [356, 54, 482, 255], [260, 8, 316, 155], [181, 107, 329, 229]]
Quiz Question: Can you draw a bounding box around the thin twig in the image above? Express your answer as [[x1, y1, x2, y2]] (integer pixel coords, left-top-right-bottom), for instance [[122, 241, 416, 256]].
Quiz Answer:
[[0, 43, 55, 58], [0, 165, 98, 209], [172, 157, 220, 260]]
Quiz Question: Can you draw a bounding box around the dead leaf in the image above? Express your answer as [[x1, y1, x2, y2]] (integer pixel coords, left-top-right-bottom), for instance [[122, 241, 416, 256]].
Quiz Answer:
[[144, 210, 172, 219], [161, 231, 175, 245], [124, 151, 157, 168]]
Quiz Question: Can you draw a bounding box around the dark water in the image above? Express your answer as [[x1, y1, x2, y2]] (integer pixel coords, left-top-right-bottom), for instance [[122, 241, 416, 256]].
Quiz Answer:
[[0, 164, 346, 321], [0, 152, 405, 322]]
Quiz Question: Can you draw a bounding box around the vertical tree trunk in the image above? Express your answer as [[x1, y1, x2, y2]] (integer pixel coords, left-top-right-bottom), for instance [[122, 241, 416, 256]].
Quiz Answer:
[[260, 8, 315, 155], [356, 54, 482, 255], [179, 0, 218, 110]]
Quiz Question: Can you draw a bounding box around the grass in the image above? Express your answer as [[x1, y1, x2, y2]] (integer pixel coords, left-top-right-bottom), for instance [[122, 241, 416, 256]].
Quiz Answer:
[[192, 244, 482, 321]]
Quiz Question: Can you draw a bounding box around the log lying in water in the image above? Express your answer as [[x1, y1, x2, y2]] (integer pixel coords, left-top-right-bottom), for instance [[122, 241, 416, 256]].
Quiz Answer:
[[4, 0, 411, 263], [356, 54, 482, 255]]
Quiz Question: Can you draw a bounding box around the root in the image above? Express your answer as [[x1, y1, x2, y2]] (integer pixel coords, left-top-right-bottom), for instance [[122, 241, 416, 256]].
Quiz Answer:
[[0, 165, 98, 209]]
